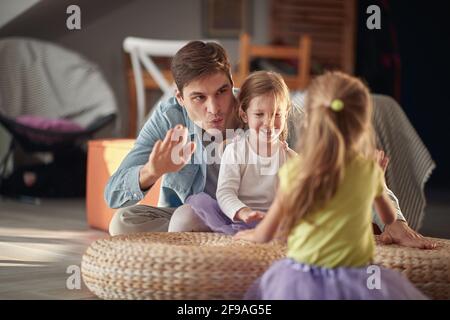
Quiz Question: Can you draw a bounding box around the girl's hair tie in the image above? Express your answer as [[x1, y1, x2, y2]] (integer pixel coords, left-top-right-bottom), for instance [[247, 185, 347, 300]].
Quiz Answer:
[[330, 99, 344, 112]]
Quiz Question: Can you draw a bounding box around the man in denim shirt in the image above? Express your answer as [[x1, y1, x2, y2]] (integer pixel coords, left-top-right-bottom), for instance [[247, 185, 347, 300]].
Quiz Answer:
[[105, 41, 435, 249]]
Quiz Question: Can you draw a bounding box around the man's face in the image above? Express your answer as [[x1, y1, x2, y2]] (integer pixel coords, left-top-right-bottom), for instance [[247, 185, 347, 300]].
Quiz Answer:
[[176, 72, 236, 134]]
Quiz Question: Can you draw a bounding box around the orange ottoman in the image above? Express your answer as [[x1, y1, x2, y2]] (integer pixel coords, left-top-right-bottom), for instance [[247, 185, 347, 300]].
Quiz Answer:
[[86, 139, 161, 231]]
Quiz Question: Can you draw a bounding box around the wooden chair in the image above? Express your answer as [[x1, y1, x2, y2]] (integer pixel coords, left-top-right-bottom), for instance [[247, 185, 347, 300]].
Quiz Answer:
[[236, 33, 312, 90], [123, 37, 190, 137]]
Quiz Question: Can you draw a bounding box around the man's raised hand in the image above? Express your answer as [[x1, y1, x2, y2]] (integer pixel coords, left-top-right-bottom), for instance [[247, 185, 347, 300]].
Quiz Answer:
[[139, 125, 196, 190]]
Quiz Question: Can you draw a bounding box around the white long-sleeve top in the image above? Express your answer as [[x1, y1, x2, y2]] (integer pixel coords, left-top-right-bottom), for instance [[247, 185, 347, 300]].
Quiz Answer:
[[216, 136, 289, 221]]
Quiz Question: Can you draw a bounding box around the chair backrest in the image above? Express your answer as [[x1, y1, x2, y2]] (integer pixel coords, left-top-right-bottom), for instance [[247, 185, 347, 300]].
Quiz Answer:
[[237, 33, 312, 90], [123, 37, 191, 137]]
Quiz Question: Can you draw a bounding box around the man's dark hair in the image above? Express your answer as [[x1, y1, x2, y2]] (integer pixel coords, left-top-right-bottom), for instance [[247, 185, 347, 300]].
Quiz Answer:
[[171, 41, 233, 95]]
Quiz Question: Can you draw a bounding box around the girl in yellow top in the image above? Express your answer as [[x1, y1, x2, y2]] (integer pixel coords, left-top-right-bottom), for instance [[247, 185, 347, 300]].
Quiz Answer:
[[234, 71, 427, 299]]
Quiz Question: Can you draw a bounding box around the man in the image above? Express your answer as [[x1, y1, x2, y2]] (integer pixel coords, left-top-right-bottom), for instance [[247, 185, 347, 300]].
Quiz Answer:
[[105, 40, 435, 249]]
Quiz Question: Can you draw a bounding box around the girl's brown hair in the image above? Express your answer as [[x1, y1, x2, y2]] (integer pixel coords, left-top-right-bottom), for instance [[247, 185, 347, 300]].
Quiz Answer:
[[278, 71, 376, 239], [238, 71, 292, 141]]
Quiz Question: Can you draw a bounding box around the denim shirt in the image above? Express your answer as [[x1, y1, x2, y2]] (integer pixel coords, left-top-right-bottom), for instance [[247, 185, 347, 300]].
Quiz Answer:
[[104, 95, 405, 230]]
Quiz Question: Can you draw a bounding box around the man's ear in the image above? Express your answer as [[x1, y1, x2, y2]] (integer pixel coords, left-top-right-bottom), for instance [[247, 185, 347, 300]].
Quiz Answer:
[[175, 90, 184, 107]]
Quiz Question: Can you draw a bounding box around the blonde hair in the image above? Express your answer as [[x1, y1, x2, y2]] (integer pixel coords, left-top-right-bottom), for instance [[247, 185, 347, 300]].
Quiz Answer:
[[278, 71, 376, 239], [237, 71, 292, 141]]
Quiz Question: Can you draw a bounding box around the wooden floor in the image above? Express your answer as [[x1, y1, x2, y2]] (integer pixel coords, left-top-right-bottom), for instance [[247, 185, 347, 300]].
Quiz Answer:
[[0, 190, 449, 300], [0, 197, 107, 299]]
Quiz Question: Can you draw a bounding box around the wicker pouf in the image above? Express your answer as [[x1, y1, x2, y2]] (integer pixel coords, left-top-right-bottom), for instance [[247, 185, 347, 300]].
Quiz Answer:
[[373, 237, 450, 300], [81, 232, 450, 300], [81, 232, 285, 300]]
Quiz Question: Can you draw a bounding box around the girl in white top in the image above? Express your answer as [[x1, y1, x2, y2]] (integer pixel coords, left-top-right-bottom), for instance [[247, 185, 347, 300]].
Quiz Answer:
[[184, 71, 296, 234]]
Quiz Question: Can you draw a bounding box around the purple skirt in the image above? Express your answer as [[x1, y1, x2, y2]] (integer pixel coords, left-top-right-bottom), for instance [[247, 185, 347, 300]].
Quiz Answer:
[[186, 192, 258, 235], [245, 258, 428, 300]]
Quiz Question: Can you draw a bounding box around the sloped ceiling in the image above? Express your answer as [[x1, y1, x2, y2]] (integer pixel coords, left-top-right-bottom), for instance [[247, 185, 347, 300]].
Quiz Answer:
[[0, 0, 40, 29], [0, 0, 134, 39]]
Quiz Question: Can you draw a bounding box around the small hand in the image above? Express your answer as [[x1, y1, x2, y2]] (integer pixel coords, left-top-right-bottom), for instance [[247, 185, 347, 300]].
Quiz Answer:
[[379, 220, 437, 249], [235, 207, 265, 224], [233, 229, 263, 243]]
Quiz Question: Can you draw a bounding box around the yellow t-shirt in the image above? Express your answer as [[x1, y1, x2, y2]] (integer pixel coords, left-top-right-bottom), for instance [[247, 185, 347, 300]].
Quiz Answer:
[[278, 154, 385, 268]]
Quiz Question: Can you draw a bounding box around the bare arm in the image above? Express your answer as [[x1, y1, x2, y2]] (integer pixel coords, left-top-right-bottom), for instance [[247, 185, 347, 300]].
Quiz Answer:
[[374, 192, 397, 226]]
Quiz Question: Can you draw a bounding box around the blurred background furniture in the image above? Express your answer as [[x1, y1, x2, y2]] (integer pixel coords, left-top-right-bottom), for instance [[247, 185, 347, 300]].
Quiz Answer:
[[270, 0, 356, 74], [0, 37, 117, 199], [123, 37, 190, 137], [235, 32, 312, 90]]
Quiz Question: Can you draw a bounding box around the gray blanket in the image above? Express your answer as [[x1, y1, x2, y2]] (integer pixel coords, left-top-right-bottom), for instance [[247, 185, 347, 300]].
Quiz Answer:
[[372, 94, 435, 230]]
